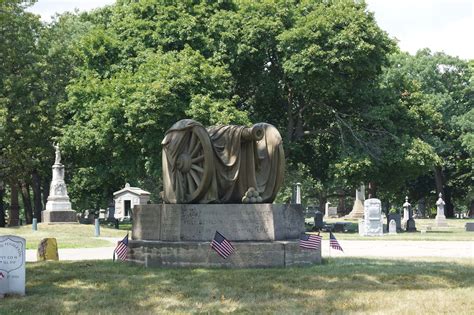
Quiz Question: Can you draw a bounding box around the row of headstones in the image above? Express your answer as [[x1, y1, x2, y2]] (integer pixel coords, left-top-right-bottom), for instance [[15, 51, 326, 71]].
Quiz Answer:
[[359, 194, 451, 236]]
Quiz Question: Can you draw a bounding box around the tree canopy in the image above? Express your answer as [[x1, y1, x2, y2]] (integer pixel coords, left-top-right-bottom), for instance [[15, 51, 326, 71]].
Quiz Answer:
[[1, 0, 472, 223]]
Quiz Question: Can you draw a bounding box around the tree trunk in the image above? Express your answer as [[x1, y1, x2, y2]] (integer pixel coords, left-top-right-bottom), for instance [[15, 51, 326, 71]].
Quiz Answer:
[[9, 182, 20, 226], [42, 179, 50, 209], [434, 166, 444, 196], [468, 200, 474, 218], [337, 190, 346, 216], [0, 182, 5, 227], [444, 187, 454, 218], [20, 181, 33, 224], [318, 191, 327, 215], [368, 182, 377, 198], [286, 87, 294, 142], [32, 170, 43, 222]]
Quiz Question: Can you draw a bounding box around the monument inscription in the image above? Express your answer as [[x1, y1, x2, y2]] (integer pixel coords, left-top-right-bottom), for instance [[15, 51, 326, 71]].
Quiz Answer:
[[0, 235, 26, 297]]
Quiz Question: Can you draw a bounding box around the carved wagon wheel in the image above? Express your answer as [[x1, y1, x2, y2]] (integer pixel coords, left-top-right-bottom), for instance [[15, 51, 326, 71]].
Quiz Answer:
[[170, 124, 213, 203]]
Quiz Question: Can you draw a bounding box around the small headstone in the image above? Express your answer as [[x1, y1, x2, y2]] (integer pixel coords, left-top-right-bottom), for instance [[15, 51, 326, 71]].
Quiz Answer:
[[313, 210, 324, 230], [324, 202, 338, 218], [387, 213, 402, 232], [37, 238, 59, 261], [99, 209, 106, 220], [465, 222, 474, 232], [0, 235, 26, 297], [402, 196, 416, 232], [421, 230, 427, 234], [389, 219, 397, 235]]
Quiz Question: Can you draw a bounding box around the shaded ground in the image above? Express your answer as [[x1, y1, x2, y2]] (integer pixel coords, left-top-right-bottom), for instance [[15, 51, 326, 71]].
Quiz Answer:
[[0, 258, 472, 314]]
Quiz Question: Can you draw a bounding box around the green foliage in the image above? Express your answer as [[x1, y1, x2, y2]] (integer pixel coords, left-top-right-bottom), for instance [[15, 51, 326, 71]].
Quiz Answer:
[[1, 0, 471, 215]]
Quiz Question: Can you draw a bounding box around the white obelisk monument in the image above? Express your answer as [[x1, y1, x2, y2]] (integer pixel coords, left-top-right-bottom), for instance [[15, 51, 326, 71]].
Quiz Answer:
[[42, 143, 77, 223]]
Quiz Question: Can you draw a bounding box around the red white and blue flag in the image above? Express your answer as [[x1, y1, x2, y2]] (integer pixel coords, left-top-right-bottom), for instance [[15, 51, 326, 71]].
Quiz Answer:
[[115, 234, 129, 261], [299, 233, 322, 250], [211, 231, 235, 259], [329, 232, 343, 252]]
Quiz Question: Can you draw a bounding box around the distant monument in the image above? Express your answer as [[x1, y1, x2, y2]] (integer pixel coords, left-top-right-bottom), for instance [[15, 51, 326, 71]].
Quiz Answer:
[[346, 184, 365, 219], [402, 196, 416, 232], [130, 119, 320, 268], [42, 143, 77, 223], [359, 198, 383, 236], [434, 193, 448, 227]]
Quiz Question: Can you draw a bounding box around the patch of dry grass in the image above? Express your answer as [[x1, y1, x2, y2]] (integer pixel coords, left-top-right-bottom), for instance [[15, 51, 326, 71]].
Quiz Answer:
[[0, 257, 472, 314]]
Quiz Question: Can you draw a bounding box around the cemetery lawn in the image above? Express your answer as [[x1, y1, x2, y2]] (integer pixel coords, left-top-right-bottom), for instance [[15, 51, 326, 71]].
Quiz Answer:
[[1, 257, 473, 314], [312, 218, 474, 241], [0, 224, 130, 249]]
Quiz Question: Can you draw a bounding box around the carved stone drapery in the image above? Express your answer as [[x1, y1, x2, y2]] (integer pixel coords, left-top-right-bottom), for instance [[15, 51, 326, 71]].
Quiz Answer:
[[162, 119, 285, 204]]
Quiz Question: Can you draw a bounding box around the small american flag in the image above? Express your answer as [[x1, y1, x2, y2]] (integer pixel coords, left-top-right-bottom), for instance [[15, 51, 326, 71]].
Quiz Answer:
[[115, 234, 129, 261], [211, 231, 235, 259], [329, 232, 343, 252], [299, 233, 322, 250]]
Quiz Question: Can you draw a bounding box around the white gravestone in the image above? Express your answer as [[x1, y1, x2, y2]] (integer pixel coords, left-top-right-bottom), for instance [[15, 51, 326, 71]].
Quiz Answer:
[[324, 202, 338, 218], [295, 183, 302, 204], [359, 198, 383, 236], [389, 219, 397, 235], [0, 235, 26, 297], [435, 193, 448, 227]]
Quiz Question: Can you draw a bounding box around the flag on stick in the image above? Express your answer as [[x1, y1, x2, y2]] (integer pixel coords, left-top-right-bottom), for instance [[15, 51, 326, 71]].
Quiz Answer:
[[299, 233, 322, 250], [211, 231, 235, 259], [115, 234, 129, 261], [329, 232, 343, 252]]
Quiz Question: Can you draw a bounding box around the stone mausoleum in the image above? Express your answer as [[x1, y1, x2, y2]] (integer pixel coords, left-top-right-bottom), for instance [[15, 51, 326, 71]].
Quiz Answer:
[[113, 183, 150, 221]]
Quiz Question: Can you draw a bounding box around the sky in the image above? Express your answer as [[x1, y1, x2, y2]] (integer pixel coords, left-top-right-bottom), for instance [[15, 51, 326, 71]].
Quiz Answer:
[[27, 0, 474, 60]]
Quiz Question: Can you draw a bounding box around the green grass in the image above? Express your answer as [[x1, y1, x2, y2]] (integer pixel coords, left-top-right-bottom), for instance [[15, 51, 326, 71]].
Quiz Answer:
[[306, 218, 474, 241], [0, 223, 130, 249], [0, 257, 472, 314]]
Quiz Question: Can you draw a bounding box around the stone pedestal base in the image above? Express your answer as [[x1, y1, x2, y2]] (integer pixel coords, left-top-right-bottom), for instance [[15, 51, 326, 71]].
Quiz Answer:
[[434, 215, 448, 227], [130, 203, 320, 268], [132, 203, 304, 242], [42, 210, 77, 223], [128, 240, 321, 268]]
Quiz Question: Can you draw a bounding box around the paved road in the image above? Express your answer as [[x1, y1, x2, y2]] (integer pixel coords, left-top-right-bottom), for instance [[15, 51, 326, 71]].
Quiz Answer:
[[26, 240, 473, 262], [321, 240, 474, 259]]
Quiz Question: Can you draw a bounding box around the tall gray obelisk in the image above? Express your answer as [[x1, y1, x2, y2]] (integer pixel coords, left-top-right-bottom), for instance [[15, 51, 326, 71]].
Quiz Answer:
[[42, 143, 77, 223]]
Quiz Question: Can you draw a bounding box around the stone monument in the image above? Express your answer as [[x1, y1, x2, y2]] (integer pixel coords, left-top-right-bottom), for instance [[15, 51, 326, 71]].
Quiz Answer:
[[129, 119, 320, 268], [358, 198, 383, 236], [434, 193, 448, 227], [0, 235, 26, 297], [42, 143, 77, 223], [324, 202, 338, 218], [346, 185, 365, 219], [402, 196, 416, 232]]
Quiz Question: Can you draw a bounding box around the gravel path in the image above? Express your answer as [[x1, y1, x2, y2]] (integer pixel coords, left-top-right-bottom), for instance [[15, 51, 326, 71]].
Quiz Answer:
[[26, 240, 473, 262]]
